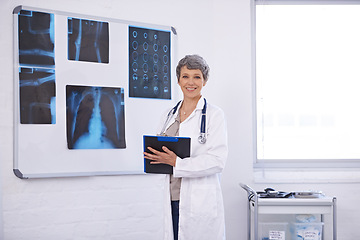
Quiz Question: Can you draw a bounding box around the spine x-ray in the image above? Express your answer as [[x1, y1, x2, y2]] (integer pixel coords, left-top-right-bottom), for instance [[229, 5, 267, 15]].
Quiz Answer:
[[66, 85, 126, 149], [129, 26, 171, 99], [18, 10, 56, 124]]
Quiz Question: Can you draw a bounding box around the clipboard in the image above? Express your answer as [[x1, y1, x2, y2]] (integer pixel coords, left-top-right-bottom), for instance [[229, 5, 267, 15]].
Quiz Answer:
[[143, 135, 191, 174]]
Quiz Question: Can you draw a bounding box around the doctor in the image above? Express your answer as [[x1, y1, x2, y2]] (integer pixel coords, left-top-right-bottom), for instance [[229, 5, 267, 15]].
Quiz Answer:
[[144, 54, 228, 240]]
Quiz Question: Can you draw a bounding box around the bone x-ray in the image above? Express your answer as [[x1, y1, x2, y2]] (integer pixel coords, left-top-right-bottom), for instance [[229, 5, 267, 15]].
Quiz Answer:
[[18, 10, 55, 67], [19, 67, 56, 124], [68, 17, 109, 63], [66, 85, 126, 149], [129, 26, 171, 99], [18, 10, 56, 124]]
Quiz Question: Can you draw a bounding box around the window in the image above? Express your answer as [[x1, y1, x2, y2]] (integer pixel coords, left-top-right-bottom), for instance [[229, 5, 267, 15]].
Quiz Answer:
[[254, 0, 360, 168]]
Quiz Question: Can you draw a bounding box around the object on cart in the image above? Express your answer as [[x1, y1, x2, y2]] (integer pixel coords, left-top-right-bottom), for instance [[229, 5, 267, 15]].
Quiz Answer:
[[240, 183, 293, 201], [294, 191, 324, 198], [257, 187, 293, 198], [290, 222, 323, 240], [259, 222, 288, 240], [295, 214, 317, 223]]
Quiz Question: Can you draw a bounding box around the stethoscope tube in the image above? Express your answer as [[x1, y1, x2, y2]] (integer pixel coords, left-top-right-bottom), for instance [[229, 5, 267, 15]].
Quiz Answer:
[[160, 98, 207, 144], [198, 98, 207, 144]]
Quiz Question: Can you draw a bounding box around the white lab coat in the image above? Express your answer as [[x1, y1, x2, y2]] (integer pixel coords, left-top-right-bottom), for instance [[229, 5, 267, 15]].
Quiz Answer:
[[159, 96, 228, 240]]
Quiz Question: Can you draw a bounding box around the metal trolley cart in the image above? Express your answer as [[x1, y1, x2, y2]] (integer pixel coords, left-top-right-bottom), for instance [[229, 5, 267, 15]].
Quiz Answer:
[[240, 183, 337, 240]]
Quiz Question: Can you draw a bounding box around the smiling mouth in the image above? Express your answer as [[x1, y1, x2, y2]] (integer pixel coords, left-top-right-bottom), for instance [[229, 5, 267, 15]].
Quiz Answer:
[[186, 87, 196, 91]]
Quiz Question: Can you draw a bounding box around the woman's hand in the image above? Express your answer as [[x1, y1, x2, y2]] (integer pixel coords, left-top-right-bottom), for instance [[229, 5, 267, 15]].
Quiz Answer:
[[144, 146, 177, 167]]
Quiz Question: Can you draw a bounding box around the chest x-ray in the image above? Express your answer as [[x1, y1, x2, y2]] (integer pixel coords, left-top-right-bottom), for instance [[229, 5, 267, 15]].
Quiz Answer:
[[66, 85, 126, 149]]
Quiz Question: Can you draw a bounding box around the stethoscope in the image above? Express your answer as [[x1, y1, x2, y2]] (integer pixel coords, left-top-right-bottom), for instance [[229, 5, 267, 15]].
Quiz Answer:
[[159, 98, 207, 144]]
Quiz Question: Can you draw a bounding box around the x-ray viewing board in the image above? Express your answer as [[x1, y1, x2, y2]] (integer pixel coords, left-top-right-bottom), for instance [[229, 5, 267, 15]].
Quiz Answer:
[[13, 5, 178, 178]]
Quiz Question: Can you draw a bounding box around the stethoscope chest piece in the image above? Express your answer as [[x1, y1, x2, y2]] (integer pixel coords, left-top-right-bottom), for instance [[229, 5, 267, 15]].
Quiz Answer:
[[198, 134, 206, 144]]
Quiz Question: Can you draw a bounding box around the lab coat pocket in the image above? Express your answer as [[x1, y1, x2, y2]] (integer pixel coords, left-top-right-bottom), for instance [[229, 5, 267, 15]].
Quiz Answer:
[[190, 185, 218, 219]]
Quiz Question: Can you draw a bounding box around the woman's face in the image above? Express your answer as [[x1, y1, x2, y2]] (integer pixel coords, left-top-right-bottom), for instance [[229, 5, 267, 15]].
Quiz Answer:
[[178, 66, 206, 100]]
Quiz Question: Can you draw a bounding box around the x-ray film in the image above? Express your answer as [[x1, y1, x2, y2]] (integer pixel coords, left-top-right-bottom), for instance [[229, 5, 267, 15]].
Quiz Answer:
[[68, 17, 109, 63], [18, 10, 55, 67], [66, 85, 126, 149], [19, 67, 56, 124], [18, 10, 56, 124], [129, 26, 171, 99]]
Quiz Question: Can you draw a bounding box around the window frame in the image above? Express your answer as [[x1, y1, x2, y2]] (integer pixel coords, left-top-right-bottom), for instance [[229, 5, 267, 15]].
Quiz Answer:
[[252, 0, 360, 169]]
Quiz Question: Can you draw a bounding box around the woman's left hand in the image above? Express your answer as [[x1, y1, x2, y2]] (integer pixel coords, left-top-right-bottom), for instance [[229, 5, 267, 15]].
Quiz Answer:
[[144, 146, 177, 167]]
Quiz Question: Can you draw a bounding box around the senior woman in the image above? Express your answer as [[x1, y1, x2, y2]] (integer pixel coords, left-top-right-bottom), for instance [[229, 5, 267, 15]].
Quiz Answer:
[[144, 54, 228, 240]]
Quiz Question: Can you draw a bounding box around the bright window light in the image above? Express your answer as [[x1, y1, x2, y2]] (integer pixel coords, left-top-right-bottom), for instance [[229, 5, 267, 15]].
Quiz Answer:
[[256, 4, 360, 161]]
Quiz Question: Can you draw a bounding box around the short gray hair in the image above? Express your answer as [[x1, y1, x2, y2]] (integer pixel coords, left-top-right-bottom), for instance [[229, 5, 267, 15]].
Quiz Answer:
[[176, 55, 210, 82]]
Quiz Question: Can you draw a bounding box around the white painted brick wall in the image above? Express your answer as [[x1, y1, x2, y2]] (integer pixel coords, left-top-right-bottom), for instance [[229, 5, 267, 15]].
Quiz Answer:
[[2, 174, 167, 240]]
